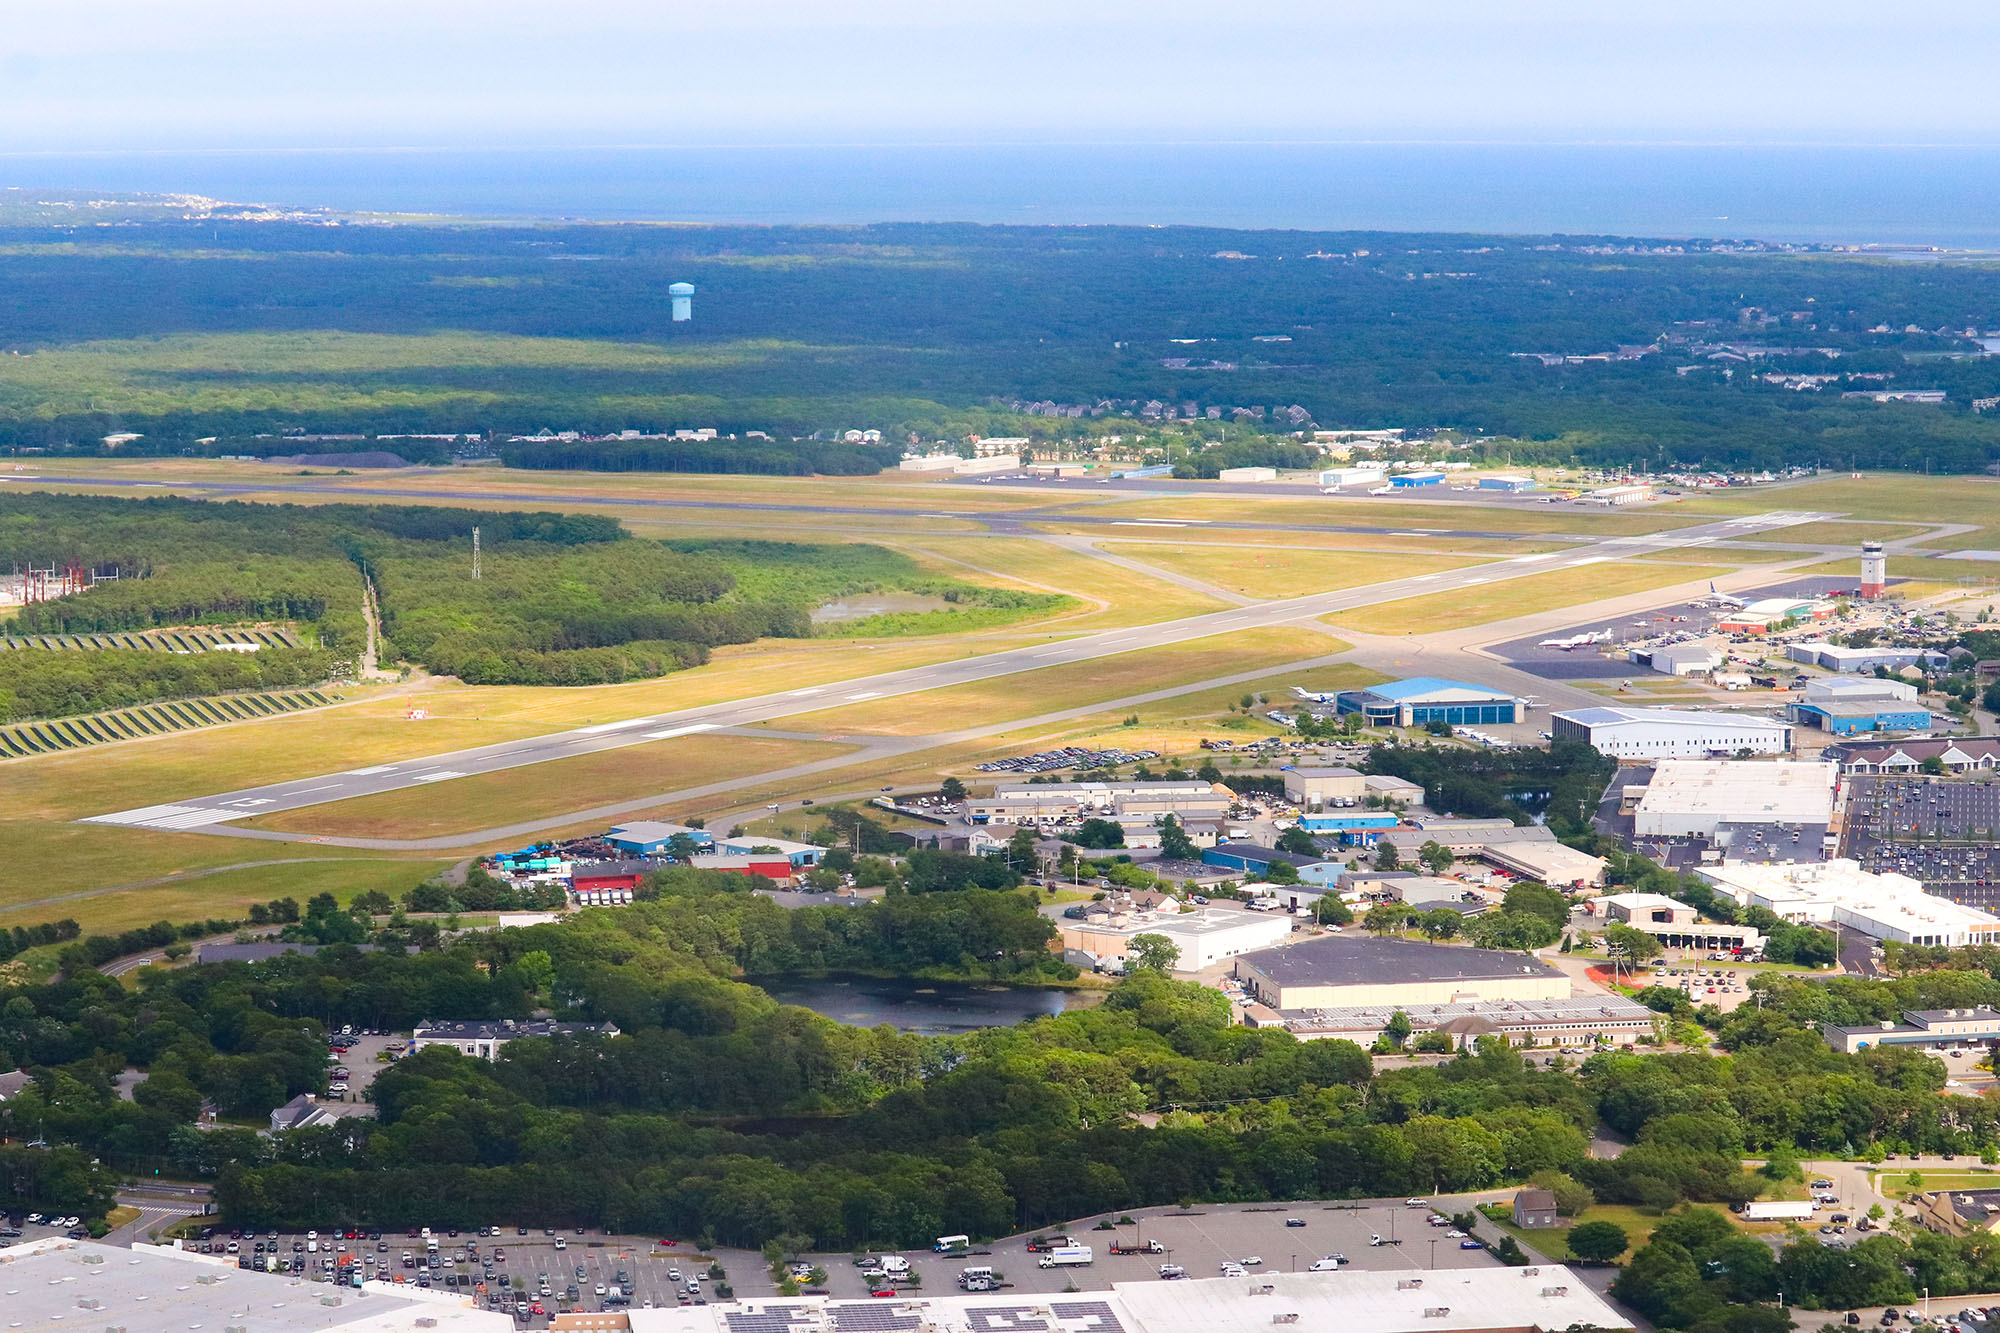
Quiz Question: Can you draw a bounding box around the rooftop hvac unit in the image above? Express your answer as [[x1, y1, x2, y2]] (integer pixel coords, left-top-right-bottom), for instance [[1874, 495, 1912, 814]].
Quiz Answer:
[[1398, 1279, 1425, 1290], [77, 1298, 101, 1310], [415, 1321, 438, 1329], [1424, 1309, 1452, 1319], [1522, 1268, 1541, 1277], [1273, 1316, 1301, 1325], [1540, 1287, 1570, 1297]]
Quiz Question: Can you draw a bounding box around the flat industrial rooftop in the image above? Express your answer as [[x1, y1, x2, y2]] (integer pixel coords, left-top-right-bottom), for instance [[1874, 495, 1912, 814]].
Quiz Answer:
[[0, 1240, 504, 1333]]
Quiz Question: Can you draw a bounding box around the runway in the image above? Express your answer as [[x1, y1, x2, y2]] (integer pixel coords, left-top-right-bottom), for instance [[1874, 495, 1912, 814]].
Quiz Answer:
[[18, 472, 1660, 544], [82, 509, 1830, 833]]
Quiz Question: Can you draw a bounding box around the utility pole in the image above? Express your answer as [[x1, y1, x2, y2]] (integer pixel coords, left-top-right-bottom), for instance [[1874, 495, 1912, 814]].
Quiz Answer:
[[472, 527, 481, 580]]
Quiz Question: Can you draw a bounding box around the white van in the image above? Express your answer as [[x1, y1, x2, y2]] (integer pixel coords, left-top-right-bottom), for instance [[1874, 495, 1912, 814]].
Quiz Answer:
[[880, 1256, 911, 1275]]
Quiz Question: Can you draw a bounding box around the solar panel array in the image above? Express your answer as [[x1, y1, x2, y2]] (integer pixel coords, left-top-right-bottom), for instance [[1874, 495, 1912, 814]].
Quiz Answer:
[[1050, 1300, 1126, 1333], [725, 1306, 816, 1333], [829, 1304, 924, 1333], [965, 1307, 1050, 1333]]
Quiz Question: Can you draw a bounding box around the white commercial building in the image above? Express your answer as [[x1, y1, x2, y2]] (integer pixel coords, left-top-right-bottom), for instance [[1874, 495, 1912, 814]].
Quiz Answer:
[[410, 1018, 620, 1060], [1634, 643, 1724, 677], [1550, 705, 1792, 759], [1699, 859, 2000, 948], [970, 780, 1231, 825], [626, 1266, 1627, 1333], [0, 1238, 507, 1333], [1319, 465, 1387, 488], [1060, 907, 1296, 973], [1217, 465, 1279, 483], [1629, 759, 1837, 838], [898, 453, 962, 472]]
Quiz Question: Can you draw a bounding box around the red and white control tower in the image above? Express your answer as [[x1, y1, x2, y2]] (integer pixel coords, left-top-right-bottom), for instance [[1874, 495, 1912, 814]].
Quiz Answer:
[[1860, 541, 1887, 599]]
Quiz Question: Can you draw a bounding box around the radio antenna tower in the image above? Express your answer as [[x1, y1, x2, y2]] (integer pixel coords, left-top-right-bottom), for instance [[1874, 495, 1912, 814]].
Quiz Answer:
[[472, 527, 481, 581]]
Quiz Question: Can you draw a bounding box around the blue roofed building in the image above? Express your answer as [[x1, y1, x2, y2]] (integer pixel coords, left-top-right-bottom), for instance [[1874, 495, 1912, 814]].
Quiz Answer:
[[606, 820, 715, 856], [1788, 677, 1933, 736], [1336, 677, 1523, 728]]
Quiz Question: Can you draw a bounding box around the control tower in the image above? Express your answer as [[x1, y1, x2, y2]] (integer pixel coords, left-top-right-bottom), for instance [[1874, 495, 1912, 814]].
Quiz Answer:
[[1860, 540, 1887, 599], [669, 282, 695, 322]]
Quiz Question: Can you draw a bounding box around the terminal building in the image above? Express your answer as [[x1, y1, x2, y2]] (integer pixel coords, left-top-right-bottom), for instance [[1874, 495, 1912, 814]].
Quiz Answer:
[[1549, 705, 1792, 759], [1252, 994, 1658, 1049], [1699, 859, 2000, 948], [1625, 758, 1837, 839], [1335, 677, 1523, 728]]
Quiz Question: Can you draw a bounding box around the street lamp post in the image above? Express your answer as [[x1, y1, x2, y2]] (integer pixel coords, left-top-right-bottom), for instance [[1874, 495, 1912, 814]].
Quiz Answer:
[[1429, 1238, 1439, 1269]]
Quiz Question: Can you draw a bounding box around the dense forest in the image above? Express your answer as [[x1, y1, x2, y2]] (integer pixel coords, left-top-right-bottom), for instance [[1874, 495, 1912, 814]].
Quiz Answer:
[[2, 218, 2000, 472], [1, 495, 1066, 701], [2, 857, 1998, 1288]]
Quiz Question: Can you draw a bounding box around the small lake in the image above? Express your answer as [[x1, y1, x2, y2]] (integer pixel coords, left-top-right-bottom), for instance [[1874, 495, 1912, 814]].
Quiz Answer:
[[810, 592, 956, 623], [753, 975, 1074, 1034]]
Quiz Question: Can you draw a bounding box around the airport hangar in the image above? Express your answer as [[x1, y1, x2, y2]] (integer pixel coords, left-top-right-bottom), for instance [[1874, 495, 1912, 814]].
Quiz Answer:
[[1549, 706, 1792, 759], [1335, 678, 1523, 728]]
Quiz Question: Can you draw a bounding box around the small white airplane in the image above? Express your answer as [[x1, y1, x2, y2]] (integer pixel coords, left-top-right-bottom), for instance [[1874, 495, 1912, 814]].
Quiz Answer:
[[1538, 628, 1614, 650], [1290, 687, 1340, 703]]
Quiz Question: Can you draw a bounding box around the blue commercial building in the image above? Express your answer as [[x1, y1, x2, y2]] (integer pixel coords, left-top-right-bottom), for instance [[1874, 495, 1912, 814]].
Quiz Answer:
[[1202, 842, 1339, 881], [1478, 475, 1538, 492], [606, 820, 715, 856], [1790, 702, 1934, 736], [1111, 464, 1174, 479], [1391, 471, 1445, 488], [1296, 811, 1402, 846], [1336, 677, 1523, 728]]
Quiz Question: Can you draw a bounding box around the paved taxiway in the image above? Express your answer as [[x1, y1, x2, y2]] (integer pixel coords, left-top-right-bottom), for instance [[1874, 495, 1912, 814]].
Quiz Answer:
[[84, 510, 1828, 833]]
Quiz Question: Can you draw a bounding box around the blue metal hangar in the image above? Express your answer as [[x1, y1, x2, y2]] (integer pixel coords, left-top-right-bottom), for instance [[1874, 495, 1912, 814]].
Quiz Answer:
[[1335, 677, 1523, 728]]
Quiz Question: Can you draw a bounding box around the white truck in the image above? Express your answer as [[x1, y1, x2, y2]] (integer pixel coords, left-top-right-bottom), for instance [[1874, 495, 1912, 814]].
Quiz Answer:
[[1038, 1246, 1093, 1269], [1740, 1201, 1817, 1222]]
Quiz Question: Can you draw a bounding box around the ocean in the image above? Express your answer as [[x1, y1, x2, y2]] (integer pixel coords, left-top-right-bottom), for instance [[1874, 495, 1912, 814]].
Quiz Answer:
[[7, 142, 2000, 245]]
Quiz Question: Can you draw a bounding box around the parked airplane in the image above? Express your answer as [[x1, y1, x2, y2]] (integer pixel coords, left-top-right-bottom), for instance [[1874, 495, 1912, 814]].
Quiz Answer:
[[1290, 687, 1340, 703], [1538, 628, 1613, 650], [1690, 582, 1748, 610]]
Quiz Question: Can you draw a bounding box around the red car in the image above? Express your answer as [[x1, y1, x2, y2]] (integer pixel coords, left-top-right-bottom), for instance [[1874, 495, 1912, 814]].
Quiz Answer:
[[871, 1289, 897, 1299]]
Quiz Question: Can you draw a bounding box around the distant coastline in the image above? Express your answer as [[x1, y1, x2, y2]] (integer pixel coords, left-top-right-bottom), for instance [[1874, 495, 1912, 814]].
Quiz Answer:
[[7, 142, 2000, 246]]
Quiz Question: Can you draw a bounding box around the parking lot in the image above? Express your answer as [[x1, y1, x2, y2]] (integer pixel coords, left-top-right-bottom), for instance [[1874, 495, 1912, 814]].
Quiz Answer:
[[193, 1201, 1502, 1324], [1844, 776, 2000, 900]]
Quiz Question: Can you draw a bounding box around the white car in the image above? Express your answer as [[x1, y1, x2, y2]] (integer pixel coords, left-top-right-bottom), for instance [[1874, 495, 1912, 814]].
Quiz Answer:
[[1446, 1230, 1467, 1239], [1219, 1263, 1246, 1277], [24, 1215, 40, 1226]]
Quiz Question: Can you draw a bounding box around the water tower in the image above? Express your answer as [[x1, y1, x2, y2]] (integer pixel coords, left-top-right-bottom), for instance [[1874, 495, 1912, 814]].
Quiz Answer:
[[1860, 540, 1887, 599], [669, 282, 695, 322]]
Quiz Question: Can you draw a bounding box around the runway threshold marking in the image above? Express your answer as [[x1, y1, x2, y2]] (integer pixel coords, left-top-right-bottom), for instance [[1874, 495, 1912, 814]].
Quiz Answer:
[[640, 724, 718, 741]]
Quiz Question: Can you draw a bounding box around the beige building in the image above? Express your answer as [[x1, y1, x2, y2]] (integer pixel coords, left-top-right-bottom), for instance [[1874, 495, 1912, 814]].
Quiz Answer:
[[969, 780, 1230, 826], [1062, 908, 1297, 973], [1283, 766, 1366, 807], [1233, 935, 1572, 1010]]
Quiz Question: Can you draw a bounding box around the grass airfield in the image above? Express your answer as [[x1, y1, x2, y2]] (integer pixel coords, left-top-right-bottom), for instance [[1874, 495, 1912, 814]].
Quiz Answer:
[[0, 459, 1975, 932]]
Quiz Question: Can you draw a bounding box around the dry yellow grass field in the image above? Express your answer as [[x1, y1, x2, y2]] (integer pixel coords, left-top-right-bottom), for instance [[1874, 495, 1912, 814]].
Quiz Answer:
[[768, 626, 1341, 736], [1325, 561, 1731, 634], [247, 733, 853, 838], [1108, 543, 1494, 599]]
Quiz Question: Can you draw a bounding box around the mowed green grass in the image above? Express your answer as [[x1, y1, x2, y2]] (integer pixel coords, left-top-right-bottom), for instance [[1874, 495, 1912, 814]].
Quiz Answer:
[[1049, 494, 1703, 536], [1325, 561, 1732, 634], [0, 856, 453, 937]]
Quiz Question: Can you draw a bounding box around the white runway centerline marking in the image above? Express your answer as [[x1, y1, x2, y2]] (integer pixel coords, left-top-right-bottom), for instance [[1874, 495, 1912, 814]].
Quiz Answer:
[[641, 724, 718, 741]]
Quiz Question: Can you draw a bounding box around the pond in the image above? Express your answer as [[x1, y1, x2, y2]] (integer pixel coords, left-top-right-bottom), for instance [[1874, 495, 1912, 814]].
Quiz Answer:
[[810, 592, 956, 623], [752, 974, 1074, 1034]]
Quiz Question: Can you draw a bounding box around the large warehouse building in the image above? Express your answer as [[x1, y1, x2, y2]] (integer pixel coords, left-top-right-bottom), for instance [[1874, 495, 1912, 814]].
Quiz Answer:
[[0, 1238, 506, 1333], [626, 1265, 1627, 1333], [1233, 934, 1571, 1010], [1549, 705, 1792, 758], [1062, 907, 1297, 973], [1336, 677, 1523, 728], [1628, 758, 1837, 838], [968, 779, 1230, 825], [1699, 859, 2000, 948], [1789, 677, 1933, 735]]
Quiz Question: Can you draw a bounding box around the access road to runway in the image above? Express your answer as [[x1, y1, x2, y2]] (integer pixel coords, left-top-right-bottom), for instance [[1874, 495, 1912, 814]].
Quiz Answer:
[[81, 510, 1828, 833]]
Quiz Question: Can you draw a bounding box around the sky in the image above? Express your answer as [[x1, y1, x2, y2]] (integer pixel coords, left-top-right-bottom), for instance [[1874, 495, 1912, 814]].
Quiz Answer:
[[5, 0, 2000, 152]]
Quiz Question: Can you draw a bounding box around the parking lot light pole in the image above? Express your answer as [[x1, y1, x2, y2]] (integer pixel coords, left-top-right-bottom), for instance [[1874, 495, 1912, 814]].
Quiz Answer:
[[1430, 1239, 1438, 1269]]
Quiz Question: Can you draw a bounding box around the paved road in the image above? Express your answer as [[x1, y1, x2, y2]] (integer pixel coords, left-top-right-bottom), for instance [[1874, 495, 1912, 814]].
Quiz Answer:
[[80, 511, 1828, 835]]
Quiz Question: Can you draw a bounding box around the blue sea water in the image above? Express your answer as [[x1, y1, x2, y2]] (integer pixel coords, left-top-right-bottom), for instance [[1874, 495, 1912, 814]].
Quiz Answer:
[[7, 143, 2000, 245]]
